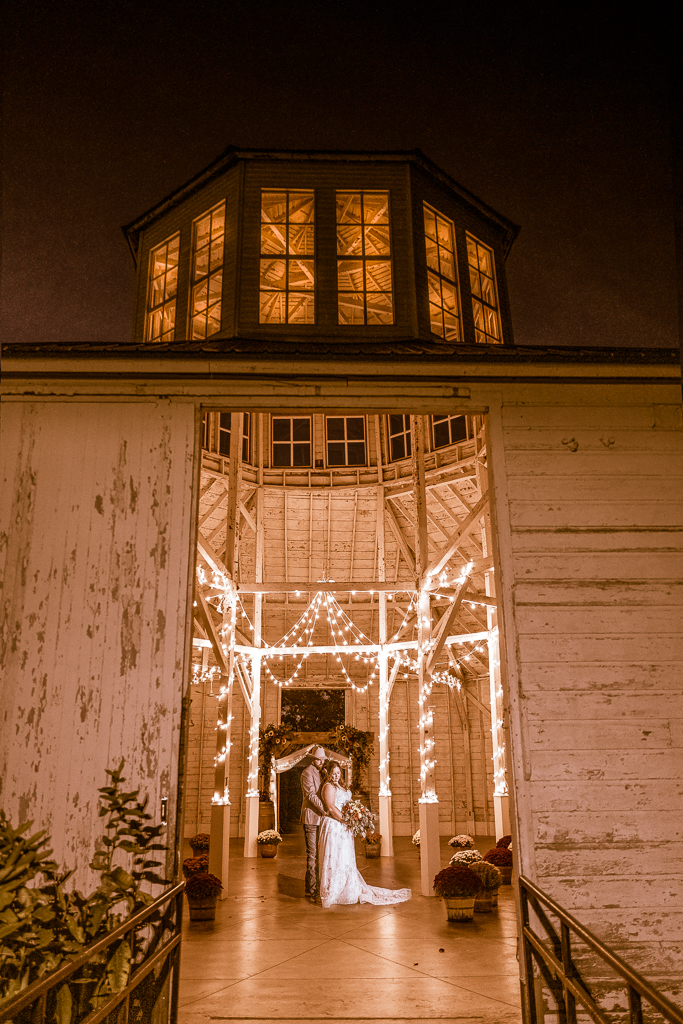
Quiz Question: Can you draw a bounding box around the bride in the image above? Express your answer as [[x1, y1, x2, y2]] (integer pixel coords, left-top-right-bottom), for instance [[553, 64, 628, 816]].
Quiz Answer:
[[317, 760, 411, 908]]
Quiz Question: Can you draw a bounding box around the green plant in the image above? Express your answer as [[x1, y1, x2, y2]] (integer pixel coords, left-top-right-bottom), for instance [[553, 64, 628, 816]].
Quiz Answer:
[[182, 856, 209, 877], [467, 860, 502, 891], [0, 759, 170, 1012], [184, 873, 223, 900], [334, 725, 373, 793], [433, 865, 483, 899], [188, 833, 210, 852], [256, 830, 282, 845], [484, 847, 512, 867], [496, 834, 512, 848]]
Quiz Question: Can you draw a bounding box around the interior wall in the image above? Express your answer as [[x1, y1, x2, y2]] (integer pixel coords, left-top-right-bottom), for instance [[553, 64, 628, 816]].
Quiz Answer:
[[0, 401, 197, 888]]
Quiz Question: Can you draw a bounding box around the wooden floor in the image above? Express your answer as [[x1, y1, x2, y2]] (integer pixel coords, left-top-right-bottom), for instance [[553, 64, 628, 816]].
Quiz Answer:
[[177, 835, 522, 1024]]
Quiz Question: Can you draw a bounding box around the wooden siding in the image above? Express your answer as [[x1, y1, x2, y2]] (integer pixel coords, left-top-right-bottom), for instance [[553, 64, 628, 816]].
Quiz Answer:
[[491, 391, 683, 1001], [0, 402, 197, 888]]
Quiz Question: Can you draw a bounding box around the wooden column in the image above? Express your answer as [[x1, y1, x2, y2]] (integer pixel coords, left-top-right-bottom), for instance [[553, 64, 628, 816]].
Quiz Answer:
[[244, 415, 264, 856], [207, 592, 235, 898], [411, 415, 440, 895], [375, 416, 394, 856]]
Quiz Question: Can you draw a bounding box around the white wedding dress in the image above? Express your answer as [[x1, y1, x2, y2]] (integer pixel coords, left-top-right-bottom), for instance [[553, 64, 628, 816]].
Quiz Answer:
[[317, 785, 412, 908]]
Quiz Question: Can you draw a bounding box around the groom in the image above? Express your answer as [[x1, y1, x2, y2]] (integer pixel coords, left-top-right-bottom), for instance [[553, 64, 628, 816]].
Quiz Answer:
[[299, 745, 326, 900]]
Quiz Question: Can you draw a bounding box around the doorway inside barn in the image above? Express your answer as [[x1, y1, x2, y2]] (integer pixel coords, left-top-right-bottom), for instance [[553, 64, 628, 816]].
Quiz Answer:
[[184, 408, 509, 894]]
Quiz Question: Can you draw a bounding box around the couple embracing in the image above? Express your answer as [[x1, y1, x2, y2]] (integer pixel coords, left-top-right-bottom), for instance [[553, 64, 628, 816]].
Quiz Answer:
[[300, 746, 411, 909]]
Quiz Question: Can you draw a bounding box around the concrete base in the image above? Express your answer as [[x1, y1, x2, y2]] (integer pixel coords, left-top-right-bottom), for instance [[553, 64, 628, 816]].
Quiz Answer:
[[378, 794, 394, 857], [493, 793, 510, 840], [209, 803, 231, 898], [419, 801, 441, 896], [243, 793, 260, 857]]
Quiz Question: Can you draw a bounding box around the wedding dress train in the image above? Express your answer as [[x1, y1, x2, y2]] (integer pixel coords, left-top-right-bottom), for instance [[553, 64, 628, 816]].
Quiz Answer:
[[317, 786, 412, 908]]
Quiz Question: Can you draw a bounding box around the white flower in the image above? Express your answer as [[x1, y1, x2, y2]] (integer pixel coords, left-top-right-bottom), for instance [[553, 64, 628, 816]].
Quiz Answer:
[[411, 829, 420, 847], [449, 849, 483, 866], [256, 829, 282, 844], [448, 834, 475, 849]]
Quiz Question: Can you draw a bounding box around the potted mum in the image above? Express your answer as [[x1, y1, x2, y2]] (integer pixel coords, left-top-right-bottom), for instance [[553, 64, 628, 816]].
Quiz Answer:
[[433, 865, 483, 921], [449, 849, 482, 868], [182, 854, 209, 878], [496, 834, 512, 849], [364, 832, 382, 858], [412, 829, 420, 852], [189, 832, 210, 854], [257, 829, 282, 857], [448, 834, 475, 850], [185, 871, 223, 920], [484, 846, 513, 884], [467, 860, 502, 911]]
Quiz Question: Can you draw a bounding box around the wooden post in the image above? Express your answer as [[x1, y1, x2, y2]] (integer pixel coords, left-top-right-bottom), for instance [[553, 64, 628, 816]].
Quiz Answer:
[[375, 416, 394, 856], [411, 415, 440, 896], [208, 592, 235, 898], [245, 416, 264, 856]]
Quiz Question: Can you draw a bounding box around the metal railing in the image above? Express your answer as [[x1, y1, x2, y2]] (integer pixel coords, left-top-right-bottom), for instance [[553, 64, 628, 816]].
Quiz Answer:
[[520, 875, 683, 1024], [0, 881, 185, 1024]]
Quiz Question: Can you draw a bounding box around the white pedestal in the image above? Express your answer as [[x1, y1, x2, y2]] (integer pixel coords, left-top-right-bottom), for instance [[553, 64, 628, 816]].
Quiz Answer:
[[378, 794, 394, 857], [419, 801, 441, 897], [243, 793, 260, 857], [209, 803, 231, 898], [494, 793, 510, 840]]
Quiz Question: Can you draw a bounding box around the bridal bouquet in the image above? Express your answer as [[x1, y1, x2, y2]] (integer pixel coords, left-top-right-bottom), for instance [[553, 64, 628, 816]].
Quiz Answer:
[[341, 799, 377, 840]]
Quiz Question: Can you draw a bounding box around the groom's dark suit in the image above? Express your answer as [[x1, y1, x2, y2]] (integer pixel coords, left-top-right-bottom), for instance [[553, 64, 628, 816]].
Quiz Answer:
[[300, 762, 326, 896]]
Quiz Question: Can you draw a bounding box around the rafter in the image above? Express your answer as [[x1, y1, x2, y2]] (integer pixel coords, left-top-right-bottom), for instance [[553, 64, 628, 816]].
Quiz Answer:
[[384, 499, 416, 574], [425, 582, 470, 675], [426, 493, 489, 577]]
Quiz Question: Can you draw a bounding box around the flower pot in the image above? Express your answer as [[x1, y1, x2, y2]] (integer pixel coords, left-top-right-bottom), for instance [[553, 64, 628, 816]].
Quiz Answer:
[[499, 866, 513, 885], [187, 896, 217, 921], [259, 844, 278, 858], [443, 897, 476, 921], [474, 893, 493, 913], [365, 845, 380, 858]]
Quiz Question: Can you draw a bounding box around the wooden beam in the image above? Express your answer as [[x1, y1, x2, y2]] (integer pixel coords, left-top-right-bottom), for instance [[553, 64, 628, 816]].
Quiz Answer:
[[239, 500, 256, 533], [224, 413, 243, 574], [426, 493, 489, 577], [235, 580, 415, 593], [410, 416, 429, 581], [195, 594, 230, 677], [199, 486, 227, 528], [197, 535, 233, 582], [425, 582, 469, 675], [385, 500, 417, 575]]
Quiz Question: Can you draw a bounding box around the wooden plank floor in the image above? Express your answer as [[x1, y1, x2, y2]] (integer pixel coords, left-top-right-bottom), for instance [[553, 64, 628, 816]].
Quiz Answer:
[[178, 836, 522, 1024]]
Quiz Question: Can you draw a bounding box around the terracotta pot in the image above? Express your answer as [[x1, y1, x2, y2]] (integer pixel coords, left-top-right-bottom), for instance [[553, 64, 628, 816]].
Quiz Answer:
[[443, 896, 476, 921], [499, 866, 513, 885], [365, 845, 380, 858], [187, 896, 217, 920], [474, 893, 492, 913], [259, 844, 278, 858]]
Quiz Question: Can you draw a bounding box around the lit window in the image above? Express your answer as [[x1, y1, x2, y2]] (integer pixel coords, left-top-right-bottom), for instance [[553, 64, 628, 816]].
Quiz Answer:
[[326, 417, 366, 466], [467, 235, 502, 344], [260, 192, 315, 323], [217, 413, 251, 461], [387, 415, 411, 462], [272, 417, 311, 467], [423, 205, 460, 341], [191, 204, 225, 339], [337, 192, 393, 324], [146, 235, 179, 343], [432, 414, 467, 449]]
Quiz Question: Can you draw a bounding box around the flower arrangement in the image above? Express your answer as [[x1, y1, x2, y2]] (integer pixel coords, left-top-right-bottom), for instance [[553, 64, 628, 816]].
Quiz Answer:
[[182, 855, 209, 877], [467, 860, 502, 891], [258, 722, 293, 791], [188, 832, 210, 852], [364, 831, 382, 845], [448, 834, 475, 849], [412, 830, 420, 847], [256, 830, 282, 845], [484, 847, 512, 867], [185, 872, 223, 900], [335, 724, 374, 793], [449, 849, 483, 867], [433, 865, 483, 899], [341, 799, 377, 839], [496, 834, 512, 849]]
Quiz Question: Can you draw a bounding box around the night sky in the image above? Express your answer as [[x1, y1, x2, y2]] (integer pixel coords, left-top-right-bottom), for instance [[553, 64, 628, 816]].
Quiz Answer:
[[2, 4, 677, 349]]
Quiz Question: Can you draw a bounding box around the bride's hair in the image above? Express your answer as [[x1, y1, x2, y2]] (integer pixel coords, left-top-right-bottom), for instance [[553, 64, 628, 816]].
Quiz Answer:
[[321, 760, 345, 787]]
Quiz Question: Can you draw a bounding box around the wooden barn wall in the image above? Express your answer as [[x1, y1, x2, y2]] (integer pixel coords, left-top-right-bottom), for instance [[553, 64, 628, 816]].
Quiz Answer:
[[490, 386, 683, 999], [0, 401, 197, 888]]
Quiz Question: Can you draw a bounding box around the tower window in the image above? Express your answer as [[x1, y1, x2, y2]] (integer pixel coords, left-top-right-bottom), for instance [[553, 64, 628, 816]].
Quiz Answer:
[[424, 205, 460, 341], [201, 413, 251, 462], [191, 204, 225, 339], [260, 191, 315, 324], [387, 414, 411, 462], [326, 416, 366, 466], [337, 192, 393, 325], [467, 235, 502, 345], [432, 414, 468, 449], [272, 417, 311, 467], [146, 235, 179, 343]]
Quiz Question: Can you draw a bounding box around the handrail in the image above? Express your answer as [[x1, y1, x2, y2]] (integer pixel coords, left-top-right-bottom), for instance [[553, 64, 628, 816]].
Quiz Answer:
[[519, 875, 683, 1024], [0, 880, 185, 1023]]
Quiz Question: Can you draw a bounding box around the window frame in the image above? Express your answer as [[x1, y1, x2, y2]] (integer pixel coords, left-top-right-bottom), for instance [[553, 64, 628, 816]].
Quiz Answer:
[[201, 412, 252, 464], [386, 414, 412, 463], [271, 415, 313, 468], [145, 233, 180, 344], [190, 202, 226, 340], [431, 414, 469, 450], [336, 191, 394, 326], [325, 415, 367, 468], [423, 203, 461, 342], [466, 233, 503, 345], [259, 190, 316, 325]]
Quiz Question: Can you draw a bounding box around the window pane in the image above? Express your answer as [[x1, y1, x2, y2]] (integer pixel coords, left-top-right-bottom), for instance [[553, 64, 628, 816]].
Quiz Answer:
[[327, 442, 346, 465], [273, 418, 292, 442], [441, 281, 457, 313], [443, 310, 459, 340], [425, 237, 439, 273], [347, 441, 366, 465], [436, 216, 452, 248], [261, 259, 286, 289], [165, 266, 178, 298], [288, 293, 315, 323], [363, 193, 389, 223], [466, 237, 478, 266], [292, 418, 310, 441], [289, 260, 314, 290], [206, 304, 221, 336], [260, 292, 285, 323], [261, 224, 287, 254], [337, 224, 362, 256], [272, 444, 291, 467], [433, 420, 450, 448], [337, 193, 361, 223], [346, 417, 365, 441], [327, 417, 345, 440], [192, 315, 206, 340], [423, 207, 436, 240], [367, 293, 393, 324], [262, 193, 287, 222], [337, 191, 393, 326], [427, 272, 442, 305], [423, 205, 460, 342], [208, 272, 222, 303], [338, 261, 364, 292], [439, 250, 455, 281], [289, 192, 314, 223], [292, 443, 311, 466], [289, 225, 314, 255], [364, 224, 390, 255], [390, 435, 406, 461], [338, 293, 364, 324], [261, 190, 315, 323], [430, 305, 444, 337], [209, 239, 224, 271], [451, 416, 467, 442], [364, 261, 391, 291], [194, 248, 209, 281]]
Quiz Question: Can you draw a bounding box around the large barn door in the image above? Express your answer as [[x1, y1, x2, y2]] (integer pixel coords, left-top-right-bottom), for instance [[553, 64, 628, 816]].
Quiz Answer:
[[0, 401, 198, 889]]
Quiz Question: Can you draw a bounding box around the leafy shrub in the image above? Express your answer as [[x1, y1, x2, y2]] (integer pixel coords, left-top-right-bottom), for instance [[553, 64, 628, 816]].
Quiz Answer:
[[433, 865, 483, 899], [188, 833, 210, 852], [496, 834, 512, 848], [184, 873, 223, 900], [467, 860, 502, 890], [182, 856, 209, 877], [484, 847, 512, 867]]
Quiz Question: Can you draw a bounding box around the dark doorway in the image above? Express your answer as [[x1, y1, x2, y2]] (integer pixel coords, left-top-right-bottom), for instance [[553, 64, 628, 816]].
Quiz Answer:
[[278, 688, 345, 833]]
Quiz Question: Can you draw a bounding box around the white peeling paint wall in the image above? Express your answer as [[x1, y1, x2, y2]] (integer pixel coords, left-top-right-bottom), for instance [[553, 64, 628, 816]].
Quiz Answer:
[[490, 388, 683, 1003], [0, 401, 196, 889]]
